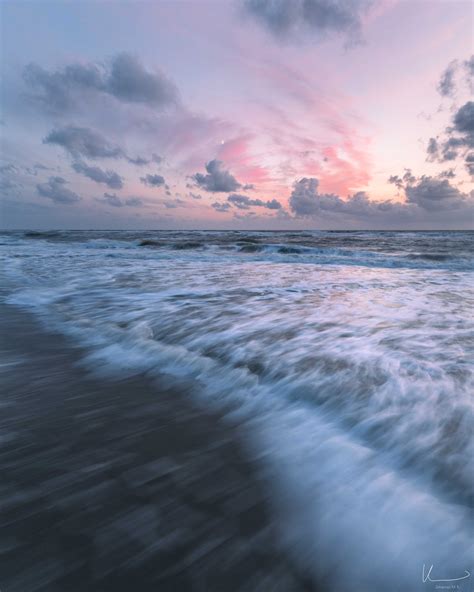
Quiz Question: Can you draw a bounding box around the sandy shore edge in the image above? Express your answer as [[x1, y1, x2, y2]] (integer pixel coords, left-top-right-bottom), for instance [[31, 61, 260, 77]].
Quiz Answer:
[[0, 302, 315, 592]]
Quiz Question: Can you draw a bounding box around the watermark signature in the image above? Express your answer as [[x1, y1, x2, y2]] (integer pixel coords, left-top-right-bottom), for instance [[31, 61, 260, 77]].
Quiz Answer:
[[422, 564, 471, 584]]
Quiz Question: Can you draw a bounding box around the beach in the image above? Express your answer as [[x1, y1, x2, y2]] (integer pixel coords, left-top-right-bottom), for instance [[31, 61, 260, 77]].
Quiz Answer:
[[1, 229, 473, 591], [2, 0, 473, 587], [0, 303, 313, 591]]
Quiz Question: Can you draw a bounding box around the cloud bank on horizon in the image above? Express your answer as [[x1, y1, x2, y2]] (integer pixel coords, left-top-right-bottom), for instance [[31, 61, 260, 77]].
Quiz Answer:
[[0, 0, 473, 229]]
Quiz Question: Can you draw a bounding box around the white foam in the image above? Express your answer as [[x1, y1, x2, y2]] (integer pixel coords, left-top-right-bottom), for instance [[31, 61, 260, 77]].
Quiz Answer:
[[2, 231, 473, 590]]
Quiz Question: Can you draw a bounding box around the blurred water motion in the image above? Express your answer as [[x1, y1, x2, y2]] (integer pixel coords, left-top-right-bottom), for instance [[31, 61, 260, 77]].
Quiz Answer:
[[1, 230, 473, 591], [0, 307, 312, 592]]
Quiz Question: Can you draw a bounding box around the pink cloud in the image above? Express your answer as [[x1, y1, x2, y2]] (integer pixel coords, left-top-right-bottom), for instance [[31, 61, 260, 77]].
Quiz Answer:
[[216, 134, 271, 186], [235, 59, 374, 195]]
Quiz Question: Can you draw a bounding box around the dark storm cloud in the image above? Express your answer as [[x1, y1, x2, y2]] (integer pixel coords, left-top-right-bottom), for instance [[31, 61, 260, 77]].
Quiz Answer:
[[44, 126, 124, 159], [434, 55, 473, 98], [388, 169, 416, 191], [289, 178, 402, 219], [211, 201, 232, 212], [193, 160, 242, 192], [437, 60, 458, 97], [427, 58, 474, 175], [96, 192, 144, 208], [98, 193, 123, 207], [242, 0, 372, 43], [388, 175, 402, 188], [163, 198, 186, 209], [23, 62, 104, 112], [72, 161, 123, 189], [389, 171, 471, 211], [23, 53, 178, 113], [36, 176, 81, 204], [289, 175, 472, 224], [227, 193, 282, 209], [465, 56, 474, 92], [19, 55, 232, 200], [289, 178, 341, 216], [126, 155, 150, 166], [438, 168, 456, 179], [404, 176, 468, 211], [124, 197, 144, 207], [107, 53, 177, 107], [127, 153, 162, 166], [426, 137, 439, 159], [427, 101, 474, 175], [465, 153, 474, 176], [453, 101, 474, 137], [140, 173, 166, 187]]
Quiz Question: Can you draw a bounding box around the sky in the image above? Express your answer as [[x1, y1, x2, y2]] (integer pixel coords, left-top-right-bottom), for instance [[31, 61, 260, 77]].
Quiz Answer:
[[0, 0, 473, 230]]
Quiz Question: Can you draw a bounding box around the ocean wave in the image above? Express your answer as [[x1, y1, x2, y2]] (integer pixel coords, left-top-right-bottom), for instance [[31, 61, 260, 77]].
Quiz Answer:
[[2, 230, 472, 271], [2, 229, 473, 590]]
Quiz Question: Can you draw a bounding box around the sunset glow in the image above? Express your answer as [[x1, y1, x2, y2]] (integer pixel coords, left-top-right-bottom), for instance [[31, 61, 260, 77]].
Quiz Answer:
[[1, 0, 472, 229]]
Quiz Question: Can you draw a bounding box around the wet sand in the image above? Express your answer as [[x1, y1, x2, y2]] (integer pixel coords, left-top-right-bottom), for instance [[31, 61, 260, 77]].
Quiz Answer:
[[0, 304, 315, 592]]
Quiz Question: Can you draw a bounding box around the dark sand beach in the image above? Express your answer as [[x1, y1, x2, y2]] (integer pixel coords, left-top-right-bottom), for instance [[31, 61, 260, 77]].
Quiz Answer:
[[0, 304, 314, 592]]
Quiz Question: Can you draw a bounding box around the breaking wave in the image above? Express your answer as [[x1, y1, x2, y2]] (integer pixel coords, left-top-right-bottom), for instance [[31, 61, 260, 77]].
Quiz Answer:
[[1, 229, 473, 590]]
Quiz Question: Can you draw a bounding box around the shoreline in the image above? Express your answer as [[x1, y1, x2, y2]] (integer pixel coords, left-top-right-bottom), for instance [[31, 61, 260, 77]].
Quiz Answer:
[[0, 303, 315, 592]]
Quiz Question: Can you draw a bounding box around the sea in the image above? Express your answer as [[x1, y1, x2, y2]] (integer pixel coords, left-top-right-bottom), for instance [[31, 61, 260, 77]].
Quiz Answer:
[[1, 229, 473, 591]]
